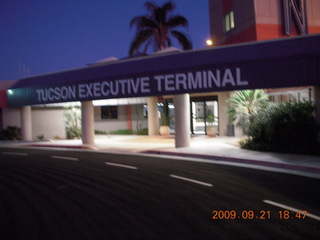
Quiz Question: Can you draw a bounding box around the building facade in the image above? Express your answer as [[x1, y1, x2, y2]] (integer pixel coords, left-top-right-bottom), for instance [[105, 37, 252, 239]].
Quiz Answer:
[[209, 0, 320, 104], [209, 0, 320, 45], [0, 1, 319, 144]]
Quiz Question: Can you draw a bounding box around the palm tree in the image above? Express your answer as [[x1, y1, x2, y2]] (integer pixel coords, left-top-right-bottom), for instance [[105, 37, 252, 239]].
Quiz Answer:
[[227, 90, 270, 134], [129, 1, 192, 56]]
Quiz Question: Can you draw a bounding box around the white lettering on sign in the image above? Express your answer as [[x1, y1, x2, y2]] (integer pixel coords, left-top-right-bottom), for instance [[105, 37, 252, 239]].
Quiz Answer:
[[165, 74, 175, 91], [76, 76, 151, 100], [141, 77, 151, 93], [155, 68, 247, 92], [36, 86, 76, 102], [188, 72, 202, 89], [208, 70, 221, 87], [175, 73, 187, 90], [34, 67, 248, 103], [222, 69, 236, 87], [236, 68, 248, 86]]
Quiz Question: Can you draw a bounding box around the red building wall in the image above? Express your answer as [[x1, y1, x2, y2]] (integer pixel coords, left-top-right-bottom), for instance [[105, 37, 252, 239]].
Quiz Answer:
[[0, 90, 8, 108], [209, 0, 320, 46]]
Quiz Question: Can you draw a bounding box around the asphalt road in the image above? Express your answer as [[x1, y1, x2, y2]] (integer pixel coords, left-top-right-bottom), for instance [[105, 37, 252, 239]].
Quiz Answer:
[[0, 147, 319, 240]]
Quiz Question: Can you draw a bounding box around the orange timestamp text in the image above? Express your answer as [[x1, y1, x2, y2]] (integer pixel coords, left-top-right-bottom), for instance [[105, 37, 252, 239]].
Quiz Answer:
[[212, 210, 308, 220]]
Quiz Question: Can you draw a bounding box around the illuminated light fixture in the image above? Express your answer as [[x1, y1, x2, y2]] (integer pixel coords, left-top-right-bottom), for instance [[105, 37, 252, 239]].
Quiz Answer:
[[7, 89, 13, 95], [206, 39, 213, 46]]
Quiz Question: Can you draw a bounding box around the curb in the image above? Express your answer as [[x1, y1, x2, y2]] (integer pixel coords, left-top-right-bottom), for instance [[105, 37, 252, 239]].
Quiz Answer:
[[143, 150, 320, 174], [25, 144, 99, 150], [3, 142, 319, 176]]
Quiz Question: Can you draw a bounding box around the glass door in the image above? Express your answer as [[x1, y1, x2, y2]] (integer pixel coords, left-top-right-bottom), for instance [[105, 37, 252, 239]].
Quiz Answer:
[[191, 101, 206, 134], [191, 100, 218, 135]]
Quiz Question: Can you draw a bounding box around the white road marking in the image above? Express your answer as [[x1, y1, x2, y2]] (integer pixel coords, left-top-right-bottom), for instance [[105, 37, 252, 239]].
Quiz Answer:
[[51, 156, 79, 161], [105, 162, 138, 170], [2, 152, 28, 156], [170, 174, 213, 187], [263, 200, 320, 221]]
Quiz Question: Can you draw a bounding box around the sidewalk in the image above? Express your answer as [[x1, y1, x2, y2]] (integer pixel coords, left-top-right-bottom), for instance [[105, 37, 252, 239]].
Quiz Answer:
[[1, 135, 320, 179]]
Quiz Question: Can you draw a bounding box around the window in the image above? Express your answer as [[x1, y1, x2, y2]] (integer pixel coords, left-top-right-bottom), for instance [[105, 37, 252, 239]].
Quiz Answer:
[[224, 11, 235, 32], [101, 106, 118, 119]]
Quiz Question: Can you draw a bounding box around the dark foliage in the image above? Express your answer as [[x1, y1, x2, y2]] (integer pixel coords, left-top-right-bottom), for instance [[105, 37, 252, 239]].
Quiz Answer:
[[241, 102, 320, 155], [129, 1, 192, 56], [0, 126, 22, 140]]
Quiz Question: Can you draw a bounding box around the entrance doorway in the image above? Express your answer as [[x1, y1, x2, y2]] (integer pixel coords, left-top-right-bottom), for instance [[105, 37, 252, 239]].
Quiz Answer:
[[162, 96, 219, 135], [190, 97, 218, 135]]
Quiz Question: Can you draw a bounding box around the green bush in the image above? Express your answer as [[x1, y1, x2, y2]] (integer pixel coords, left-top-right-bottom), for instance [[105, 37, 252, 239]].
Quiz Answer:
[[66, 125, 82, 139], [109, 129, 134, 135], [227, 90, 270, 134], [241, 102, 320, 155], [135, 128, 148, 135], [0, 126, 22, 140], [108, 128, 148, 135], [64, 107, 81, 139], [37, 134, 45, 141], [95, 129, 108, 134]]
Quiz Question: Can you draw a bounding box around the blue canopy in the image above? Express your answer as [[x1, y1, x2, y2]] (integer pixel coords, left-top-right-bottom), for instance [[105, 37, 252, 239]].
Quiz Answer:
[[8, 34, 320, 107]]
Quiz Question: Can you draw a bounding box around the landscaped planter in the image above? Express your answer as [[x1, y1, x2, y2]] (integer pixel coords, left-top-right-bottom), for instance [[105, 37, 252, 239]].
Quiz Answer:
[[206, 126, 217, 137]]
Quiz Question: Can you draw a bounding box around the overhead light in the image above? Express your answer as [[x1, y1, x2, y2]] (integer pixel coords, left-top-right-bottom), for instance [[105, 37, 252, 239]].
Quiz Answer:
[[206, 39, 213, 46]]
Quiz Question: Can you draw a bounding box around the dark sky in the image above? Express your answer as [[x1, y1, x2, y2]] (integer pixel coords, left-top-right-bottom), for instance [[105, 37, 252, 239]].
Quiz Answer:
[[0, 0, 210, 80]]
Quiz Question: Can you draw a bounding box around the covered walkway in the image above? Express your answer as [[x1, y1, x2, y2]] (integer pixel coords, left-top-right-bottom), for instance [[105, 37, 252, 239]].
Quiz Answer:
[[4, 34, 320, 147]]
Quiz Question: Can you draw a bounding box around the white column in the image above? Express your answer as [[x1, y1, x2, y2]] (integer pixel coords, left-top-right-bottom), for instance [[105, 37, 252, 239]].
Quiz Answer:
[[174, 94, 190, 148], [313, 86, 320, 142], [217, 92, 230, 136], [21, 106, 32, 141], [81, 101, 95, 145], [147, 97, 159, 136]]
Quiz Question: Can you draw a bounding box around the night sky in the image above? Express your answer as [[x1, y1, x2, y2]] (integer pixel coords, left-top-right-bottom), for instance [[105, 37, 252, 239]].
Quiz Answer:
[[0, 0, 210, 80]]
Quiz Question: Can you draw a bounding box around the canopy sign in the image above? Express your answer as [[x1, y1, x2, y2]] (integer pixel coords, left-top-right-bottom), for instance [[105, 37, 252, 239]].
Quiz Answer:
[[7, 34, 320, 107]]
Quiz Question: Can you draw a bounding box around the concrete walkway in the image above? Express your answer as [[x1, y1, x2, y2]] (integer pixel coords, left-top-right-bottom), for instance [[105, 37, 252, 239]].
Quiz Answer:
[[1, 135, 320, 179]]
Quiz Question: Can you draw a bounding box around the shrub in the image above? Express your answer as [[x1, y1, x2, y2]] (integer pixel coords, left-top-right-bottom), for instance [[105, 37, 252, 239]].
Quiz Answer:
[[108, 129, 148, 135], [109, 129, 134, 135], [227, 90, 270, 134], [95, 129, 108, 134], [241, 102, 319, 155], [66, 125, 82, 139], [160, 112, 169, 126], [64, 107, 81, 139], [0, 126, 22, 140], [37, 134, 45, 141], [135, 128, 148, 135]]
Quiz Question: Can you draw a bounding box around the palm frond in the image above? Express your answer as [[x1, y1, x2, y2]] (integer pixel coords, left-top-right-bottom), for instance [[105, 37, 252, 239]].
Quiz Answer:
[[129, 1, 192, 54], [130, 16, 143, 28], [144, 1, 158, 14], [143, 39, 152, 53], [166, 38, 172, 47], [130, 16, 156, 29], [154, 1, 176, 25], [171, 30, 193, 50], [161, 1, 176, 13], [129, 30, 153, 56], [154, 7, 167, 24], [227, 90, 270, 134], [166, 15, 189, 28]]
